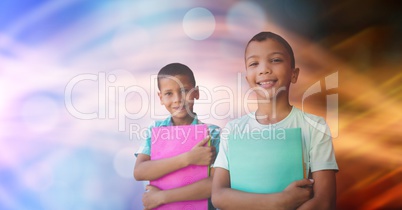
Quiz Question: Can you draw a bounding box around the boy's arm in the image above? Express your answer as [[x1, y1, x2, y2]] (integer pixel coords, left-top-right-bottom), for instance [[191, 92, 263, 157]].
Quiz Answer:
[[134, 153, 186, 181], [134, 136, 214, 181], [142, 168, 216, 209], [211, 168, 313, 210], [297, 170, 337, 210]]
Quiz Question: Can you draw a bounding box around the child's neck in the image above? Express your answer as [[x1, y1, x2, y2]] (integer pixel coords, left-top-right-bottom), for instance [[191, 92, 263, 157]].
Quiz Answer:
[[171, 115, 195, 126], [255, 97, 292, 125]]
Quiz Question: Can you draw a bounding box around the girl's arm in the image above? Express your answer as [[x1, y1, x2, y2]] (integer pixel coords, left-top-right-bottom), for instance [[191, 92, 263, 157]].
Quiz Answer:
[[297, 170, 337, 210], [134, 136, 215, 181], [212, 168, 313, 210], [142, 168, 216, 209]]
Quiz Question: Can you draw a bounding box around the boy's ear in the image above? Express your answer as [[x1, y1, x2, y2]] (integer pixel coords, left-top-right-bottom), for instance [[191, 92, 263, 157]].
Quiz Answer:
[[291, 68, 300, 83], [157, 92, 164, 105], [193, 86, 200, 100]]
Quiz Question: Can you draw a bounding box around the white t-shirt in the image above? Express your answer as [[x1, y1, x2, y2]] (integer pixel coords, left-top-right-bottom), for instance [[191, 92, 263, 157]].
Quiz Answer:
[[214, 106, 338, 175]]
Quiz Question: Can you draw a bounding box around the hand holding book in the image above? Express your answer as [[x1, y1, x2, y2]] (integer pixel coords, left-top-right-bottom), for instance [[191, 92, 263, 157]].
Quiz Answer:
[[185, 135, 216, 166], [142, 185, 164, 210], [282, 179, 314, 209]]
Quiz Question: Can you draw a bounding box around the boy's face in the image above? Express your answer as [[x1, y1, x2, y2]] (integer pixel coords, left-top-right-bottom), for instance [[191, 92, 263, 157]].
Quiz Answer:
[[158, 75, 199, 123], [245, 39, 299, 100]]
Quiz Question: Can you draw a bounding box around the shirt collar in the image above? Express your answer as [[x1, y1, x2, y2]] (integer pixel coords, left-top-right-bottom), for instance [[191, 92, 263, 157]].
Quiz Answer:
[[163, 113, 199, 126]]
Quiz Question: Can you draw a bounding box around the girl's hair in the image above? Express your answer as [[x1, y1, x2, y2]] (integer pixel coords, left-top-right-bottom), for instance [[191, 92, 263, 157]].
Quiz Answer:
[[246, 32, 295, 68], [157, 63, 196, 90]]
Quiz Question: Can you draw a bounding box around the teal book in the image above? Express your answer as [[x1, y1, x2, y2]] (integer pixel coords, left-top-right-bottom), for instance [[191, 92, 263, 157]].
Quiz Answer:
[[228, 128, 305, 194]]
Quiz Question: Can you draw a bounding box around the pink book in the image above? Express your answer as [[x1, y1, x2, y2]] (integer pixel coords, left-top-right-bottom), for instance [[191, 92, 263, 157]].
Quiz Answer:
[[150, 124, 209, 210]]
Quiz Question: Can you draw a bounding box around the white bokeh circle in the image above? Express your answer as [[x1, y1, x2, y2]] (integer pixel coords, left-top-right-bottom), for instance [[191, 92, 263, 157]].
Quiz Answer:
[[113, 148, 136, 178], [183, 7, 216, 40], [226, 1, 267, 40]]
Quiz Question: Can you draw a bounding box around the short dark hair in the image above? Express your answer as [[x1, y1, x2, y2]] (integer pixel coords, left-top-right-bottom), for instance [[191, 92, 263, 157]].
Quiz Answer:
[[157, 63, 196, 90], [246, 32, 295, 69]]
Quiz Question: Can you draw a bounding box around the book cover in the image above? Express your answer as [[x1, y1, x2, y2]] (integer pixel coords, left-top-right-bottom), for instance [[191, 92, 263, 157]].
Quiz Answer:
[[228, 128, 305, 194], [150, 124, 209, 210]]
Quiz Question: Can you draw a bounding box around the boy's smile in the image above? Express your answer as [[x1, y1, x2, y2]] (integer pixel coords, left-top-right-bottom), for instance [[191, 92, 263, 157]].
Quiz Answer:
[[158, 75, 199, 125], [256, 77, 278, 89], [245, 39, 299, 100]]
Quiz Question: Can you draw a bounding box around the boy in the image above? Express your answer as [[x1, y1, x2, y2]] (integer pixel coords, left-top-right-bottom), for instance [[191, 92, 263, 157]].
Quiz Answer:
[[134, 63, 220, 210], [212, 32, 338, 210]]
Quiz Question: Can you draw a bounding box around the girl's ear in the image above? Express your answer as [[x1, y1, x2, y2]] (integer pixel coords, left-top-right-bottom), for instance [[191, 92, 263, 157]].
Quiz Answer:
[[158, 92, 164, 105], [291, 68, 300, 83]]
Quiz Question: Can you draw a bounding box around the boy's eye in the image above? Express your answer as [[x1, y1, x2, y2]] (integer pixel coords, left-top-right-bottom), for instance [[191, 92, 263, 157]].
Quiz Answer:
[[271, 58, 283, 63], [248, 62, 258, 67], [165, 92, 172, 96]]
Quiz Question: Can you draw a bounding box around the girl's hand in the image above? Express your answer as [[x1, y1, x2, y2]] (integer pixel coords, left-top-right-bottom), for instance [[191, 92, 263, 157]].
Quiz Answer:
[[186, 135, 216, 166], [142, 185, 165, 209]]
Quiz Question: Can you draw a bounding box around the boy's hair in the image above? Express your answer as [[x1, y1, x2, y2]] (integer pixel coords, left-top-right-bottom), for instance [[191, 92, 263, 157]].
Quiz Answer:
[[246, 32, 295, 69], [157, 63, 196, 90]]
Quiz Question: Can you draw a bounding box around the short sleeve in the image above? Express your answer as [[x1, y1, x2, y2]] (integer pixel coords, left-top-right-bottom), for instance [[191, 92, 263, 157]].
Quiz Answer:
[[135, 124, 153, 157], [208, 125, 221, 154], [213, 123, 230, 170], [309, 118, 339, 172], [207, 125, 221, 166]]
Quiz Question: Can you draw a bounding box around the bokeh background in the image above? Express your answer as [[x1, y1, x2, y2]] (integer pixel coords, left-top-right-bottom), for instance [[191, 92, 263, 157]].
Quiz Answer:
[[1, 0, 401, 209]]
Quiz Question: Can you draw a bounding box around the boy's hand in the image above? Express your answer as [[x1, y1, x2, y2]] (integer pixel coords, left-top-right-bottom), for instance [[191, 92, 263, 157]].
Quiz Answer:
[[142, 185, 165, 209], [186, 135, 216, 166], [282, 179, 314, 209]]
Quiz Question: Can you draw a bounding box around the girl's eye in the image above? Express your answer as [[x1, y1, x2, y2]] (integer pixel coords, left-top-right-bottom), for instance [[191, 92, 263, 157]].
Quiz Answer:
[[165, 92, 172, 96]]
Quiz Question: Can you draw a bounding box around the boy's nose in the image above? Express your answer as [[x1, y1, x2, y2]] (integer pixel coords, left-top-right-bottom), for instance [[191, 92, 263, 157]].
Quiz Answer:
[[173, 93, 184, 103], [259, 66, 272, 75]]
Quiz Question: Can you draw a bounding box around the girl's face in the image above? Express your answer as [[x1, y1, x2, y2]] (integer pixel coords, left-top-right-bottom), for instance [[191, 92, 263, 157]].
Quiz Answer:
[[245, 39, 299, 100], [158, 75, 199, 125]]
